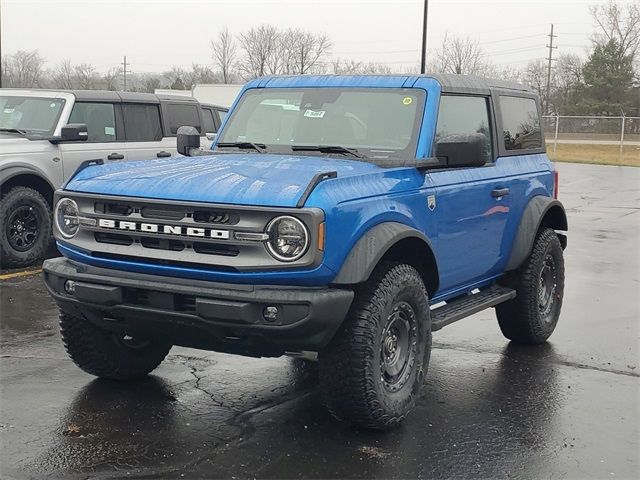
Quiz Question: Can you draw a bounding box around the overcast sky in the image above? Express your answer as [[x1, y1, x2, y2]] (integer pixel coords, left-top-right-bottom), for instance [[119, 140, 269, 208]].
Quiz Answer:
[[1, 0, 624, 74]]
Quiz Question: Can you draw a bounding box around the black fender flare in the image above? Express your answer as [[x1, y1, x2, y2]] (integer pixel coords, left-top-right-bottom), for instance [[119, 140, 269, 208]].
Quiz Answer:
[[0, 165, 56, 192], [506, 196, 568, 271], [332, 221, 438, 285]]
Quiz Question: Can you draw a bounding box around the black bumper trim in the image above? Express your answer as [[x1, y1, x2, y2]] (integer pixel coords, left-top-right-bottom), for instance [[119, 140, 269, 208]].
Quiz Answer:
[[43, 257, 354, 355]]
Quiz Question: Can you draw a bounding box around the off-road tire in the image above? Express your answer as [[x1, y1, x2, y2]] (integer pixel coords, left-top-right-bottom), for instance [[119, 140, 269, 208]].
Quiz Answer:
[[497, 228, 565, 344], [318, 262, 431, 430], [59, 312, 171, 380], [0, 186, 52, 268]]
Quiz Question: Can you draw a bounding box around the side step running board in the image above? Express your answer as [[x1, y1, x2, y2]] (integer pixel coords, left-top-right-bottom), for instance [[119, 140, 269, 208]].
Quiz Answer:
[[431, 286, 516, 331]]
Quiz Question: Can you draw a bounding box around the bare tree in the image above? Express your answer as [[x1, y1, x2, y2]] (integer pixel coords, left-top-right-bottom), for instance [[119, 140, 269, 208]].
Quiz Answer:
[[140, 74, 163, 93], [590, 0, 640, 57], [52, 59, 75, 89], [237, 24, 279, 78], [101, 66, 123, 91], [332, 58, 392, 75], [73, 63, 98, 89], [522, 59, 548, 105], [185, 63, 217, 88], [211, 27, 237, 83], [287, 30, 332, 74], [434, 33, 488, 75], [1, 50, 46, 87], [163, 66, 188, 90]]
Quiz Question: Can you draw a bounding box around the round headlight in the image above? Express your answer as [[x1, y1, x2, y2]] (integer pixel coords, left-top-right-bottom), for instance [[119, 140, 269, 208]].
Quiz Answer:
[[55, 198, 80, 238], [266, 216, 309, 262]]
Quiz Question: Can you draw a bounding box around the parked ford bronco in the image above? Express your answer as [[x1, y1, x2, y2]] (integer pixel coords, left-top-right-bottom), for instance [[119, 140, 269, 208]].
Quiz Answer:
[[0, 89, 227, 268], [43, 74, 567, 430]]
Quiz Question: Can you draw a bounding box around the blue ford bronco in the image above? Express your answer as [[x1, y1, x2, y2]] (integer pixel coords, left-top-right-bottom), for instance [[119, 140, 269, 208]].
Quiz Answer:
[[43, 74, 567, 430]]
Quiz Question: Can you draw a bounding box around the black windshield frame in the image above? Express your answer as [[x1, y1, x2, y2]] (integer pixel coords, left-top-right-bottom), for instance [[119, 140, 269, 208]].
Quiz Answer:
[[215, 87, 426, 160]]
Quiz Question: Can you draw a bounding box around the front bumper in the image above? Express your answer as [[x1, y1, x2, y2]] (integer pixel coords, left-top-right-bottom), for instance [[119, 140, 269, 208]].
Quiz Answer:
[[43, 257, 354, 356]]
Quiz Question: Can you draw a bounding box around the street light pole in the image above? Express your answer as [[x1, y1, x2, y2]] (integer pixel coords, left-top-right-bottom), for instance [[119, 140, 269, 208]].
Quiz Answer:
[[420, 0, 429, 74]]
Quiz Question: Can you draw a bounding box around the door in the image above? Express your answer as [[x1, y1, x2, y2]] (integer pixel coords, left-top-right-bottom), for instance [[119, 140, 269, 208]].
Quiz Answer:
[[429, 94, 512, 293], [122, 103, 175, 160], [59, 101, 127, 181]]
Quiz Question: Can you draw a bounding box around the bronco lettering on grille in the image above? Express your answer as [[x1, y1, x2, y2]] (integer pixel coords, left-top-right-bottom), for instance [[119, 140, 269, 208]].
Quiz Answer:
[[97, 218, 230, 239]]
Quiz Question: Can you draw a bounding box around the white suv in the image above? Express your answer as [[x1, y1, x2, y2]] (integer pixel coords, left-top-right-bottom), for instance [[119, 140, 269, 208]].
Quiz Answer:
[[0, 89, 228, 268]]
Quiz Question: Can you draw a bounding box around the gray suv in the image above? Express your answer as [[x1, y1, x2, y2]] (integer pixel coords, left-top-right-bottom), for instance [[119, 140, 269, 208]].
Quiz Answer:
[[0, 89, 228, 268]]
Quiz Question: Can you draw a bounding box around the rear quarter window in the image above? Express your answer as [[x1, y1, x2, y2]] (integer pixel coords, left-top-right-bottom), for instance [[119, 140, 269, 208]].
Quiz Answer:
[[167, 104, 201, 134], [500, 96, 543, 151]]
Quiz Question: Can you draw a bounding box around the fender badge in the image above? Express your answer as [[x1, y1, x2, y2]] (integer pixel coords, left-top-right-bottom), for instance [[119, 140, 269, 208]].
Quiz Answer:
[[427, 195, 436, 211]]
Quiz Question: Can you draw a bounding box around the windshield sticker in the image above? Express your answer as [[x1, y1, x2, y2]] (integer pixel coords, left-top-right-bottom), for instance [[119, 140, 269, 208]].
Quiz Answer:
[[304, 109, 325, 118], [104, 126, 115, 135], [50, 103, 57, 108], [402, 97, 413, 105]]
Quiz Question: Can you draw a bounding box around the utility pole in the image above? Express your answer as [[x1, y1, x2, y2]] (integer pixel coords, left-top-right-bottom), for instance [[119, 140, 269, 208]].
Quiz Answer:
[[545, 24, 557, 114], [420, 0, 429, 74], [121, 56, 130, 91]]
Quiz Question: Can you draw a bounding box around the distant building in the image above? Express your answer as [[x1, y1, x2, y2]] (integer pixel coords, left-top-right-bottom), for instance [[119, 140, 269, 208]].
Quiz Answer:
[[155, 84, 243, 108]]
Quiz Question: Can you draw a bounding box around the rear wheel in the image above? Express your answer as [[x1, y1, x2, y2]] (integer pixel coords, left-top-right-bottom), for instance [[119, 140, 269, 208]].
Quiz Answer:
[[318, 262, 431, 430], [59, 312, 171, 380], [0, 186, 51, 268], [497, 228, 565, 344]]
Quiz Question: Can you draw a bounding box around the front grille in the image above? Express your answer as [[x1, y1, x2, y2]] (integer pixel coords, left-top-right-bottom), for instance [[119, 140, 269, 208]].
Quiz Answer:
[[95, 232, 133, 246], [63, 192, 321, 272], [139, 237, 185, 252], [95, 202, 133, 216]]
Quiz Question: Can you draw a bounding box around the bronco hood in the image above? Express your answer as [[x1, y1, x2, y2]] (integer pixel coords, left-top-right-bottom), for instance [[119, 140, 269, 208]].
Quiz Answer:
[[65, 154, 382, 208]]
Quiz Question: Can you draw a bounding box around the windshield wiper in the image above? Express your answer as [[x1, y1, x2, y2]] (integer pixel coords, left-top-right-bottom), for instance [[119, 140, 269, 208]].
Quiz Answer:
[[215, 141, 267, 153], [291, 145, 364, 159], [0, 128, 28, 136]]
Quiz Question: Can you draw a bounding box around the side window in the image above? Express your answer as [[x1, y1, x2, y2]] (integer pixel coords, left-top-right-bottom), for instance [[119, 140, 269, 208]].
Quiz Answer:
[[500, 96, 542, 151], [167, 104, 201, 134], [201, 108, 217, 134], [435, 95, 493, 164], [217, 109, 228, 124], [68, 102, 116, 142], [122, 104, 162, 141]]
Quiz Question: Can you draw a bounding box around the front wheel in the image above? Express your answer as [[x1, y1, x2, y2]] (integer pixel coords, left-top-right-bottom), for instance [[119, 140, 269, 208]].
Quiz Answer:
[[496, 228, 565, 344], [59, 312, 172, 380], [318, 262, 431, 430], [0, 186, 52, 268]]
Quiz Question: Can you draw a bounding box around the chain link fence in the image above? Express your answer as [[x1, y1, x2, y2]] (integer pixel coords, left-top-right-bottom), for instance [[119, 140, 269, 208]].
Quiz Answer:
[[542, 115, 640, 150]]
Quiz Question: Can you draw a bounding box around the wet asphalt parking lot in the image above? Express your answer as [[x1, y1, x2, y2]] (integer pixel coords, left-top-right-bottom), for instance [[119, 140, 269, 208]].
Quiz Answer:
[[0, 162, 638, 479]]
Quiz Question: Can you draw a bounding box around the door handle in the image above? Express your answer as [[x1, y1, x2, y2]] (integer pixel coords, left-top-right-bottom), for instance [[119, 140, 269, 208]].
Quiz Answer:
[[157, 151, 172, 158], [107, 153, 125, 160], [491, 188, 510, 198]]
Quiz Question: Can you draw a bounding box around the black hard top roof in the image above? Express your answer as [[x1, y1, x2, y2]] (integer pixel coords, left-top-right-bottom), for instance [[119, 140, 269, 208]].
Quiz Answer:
[[427, 73, 533, 94], [63, 89, 199, 104]]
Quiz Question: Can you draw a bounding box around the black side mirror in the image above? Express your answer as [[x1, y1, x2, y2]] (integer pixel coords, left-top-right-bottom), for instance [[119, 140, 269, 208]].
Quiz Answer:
[[177, 126, 201, 156], [435, 133, 488, 168], [60, 123, 89, 142]]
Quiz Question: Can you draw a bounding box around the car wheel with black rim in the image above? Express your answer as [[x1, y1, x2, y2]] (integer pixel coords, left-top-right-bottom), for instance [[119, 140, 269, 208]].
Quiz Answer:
[[59, 312, 172, 380], [0, 186, 52, 268], [318, 262, 431, 430], [496, 228, 565, 344]]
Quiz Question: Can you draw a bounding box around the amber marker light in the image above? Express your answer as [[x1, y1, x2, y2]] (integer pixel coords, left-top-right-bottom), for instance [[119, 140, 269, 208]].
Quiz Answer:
[[318, 222, 325, 251]]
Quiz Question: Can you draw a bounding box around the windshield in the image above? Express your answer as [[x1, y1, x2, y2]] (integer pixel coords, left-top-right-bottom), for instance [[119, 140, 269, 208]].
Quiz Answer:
[[0, 96, 65, 136], [217, 88, 425, 159]]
